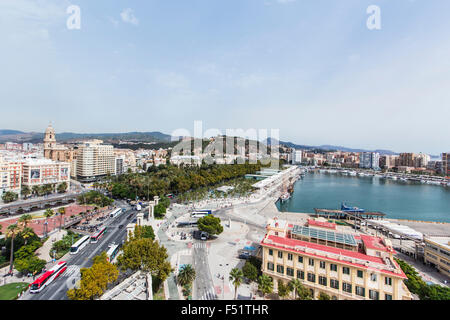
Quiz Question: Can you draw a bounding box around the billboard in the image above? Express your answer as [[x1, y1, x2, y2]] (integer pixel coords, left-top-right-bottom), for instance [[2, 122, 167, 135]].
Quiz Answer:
[[61, 167, 69, 179], [30, 169, 40, 179]]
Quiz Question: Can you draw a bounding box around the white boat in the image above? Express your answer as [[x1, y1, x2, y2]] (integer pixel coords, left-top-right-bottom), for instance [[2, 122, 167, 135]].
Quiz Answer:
[[349, 171, 357, 176]]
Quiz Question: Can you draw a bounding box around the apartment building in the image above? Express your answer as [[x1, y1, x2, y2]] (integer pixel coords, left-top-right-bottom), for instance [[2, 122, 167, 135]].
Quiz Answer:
[[22, 159, 70, 189], [359, 152, 380, 170], [0, 160, 22, 196], [442, 153, 450, 176], [260, 218, 412, 300], [75, 140, 115, 182], [291, 149, 302, 165], [397, 153, 416, 167], [423, 237, 450, 278]]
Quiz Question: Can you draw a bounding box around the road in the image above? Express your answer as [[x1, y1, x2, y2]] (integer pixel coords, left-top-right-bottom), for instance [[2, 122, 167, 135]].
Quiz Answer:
[[22, 200, 137, 300]]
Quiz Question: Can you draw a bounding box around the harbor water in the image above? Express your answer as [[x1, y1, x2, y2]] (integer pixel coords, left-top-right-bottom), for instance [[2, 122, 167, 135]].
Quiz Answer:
[[276, 171, 450, 223]]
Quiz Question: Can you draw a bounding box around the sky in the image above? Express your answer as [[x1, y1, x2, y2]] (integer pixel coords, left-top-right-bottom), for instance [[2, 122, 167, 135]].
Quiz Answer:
[[0, 0, 449, 154]]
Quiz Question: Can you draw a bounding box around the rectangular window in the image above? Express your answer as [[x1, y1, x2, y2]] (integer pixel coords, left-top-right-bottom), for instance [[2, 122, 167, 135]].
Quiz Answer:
[[308, 258, 314, 266], [297, 270, 304, 280], [357, 270, 363, 278], [318, 276, 327, 286], [267, 262, 274, 271], [342, 267, 350, 275], [370, 273, 377, 282], [277, 265, 284, 274], [307, 273, 316, 283], [269, 249, 273, 256], [278, 251, 283, 259], [369, 290, 379, 300], [286, 267, 294, 277], [330, 264, 337, 272], [298, 256, 303, 263], [287, 253, 293, 261], [385, 294, 392, 300], [320, 261, 326, 269], [356, 286, 365, 297], [343, 282, 352, 293], [385, 277, 392, 286], [330, 279, 339, 290]]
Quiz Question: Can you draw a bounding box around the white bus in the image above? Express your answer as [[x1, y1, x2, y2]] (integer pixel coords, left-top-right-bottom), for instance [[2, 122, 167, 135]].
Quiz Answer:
[[110, 208, 122, 218], [190, 210, 212, 218], [29, 261, 67, 293], [70, 235, 90, 255], [90, 227, 107, 243], [106, 244, 120, 262]]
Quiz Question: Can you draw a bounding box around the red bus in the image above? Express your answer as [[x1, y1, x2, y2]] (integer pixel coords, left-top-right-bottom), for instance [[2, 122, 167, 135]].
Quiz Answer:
[[29, 261, 67, 293], [91, 227, 107, 243]]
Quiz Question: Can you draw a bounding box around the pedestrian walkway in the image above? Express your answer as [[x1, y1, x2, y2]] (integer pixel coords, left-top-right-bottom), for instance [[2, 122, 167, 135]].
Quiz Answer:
[[35, 229, 67, 262]]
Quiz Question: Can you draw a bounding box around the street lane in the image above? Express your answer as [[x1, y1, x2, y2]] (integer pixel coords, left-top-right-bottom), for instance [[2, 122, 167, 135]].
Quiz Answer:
[[23, 201, 138, 300]]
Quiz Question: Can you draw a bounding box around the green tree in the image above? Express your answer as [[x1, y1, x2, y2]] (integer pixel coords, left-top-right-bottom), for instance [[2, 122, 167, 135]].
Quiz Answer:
[[229, 267, 244, 300], [43, 208, 54, 237], [258, 274, 273, 300], [318, 292, 331, 300], [242, 261, 258, 281], [21, 185, 31, 199], [154, 203, 166, 219], [2, 191, 18, 203], [14, 256, 46, 275], [133, 225, 155, 240], [57, 207, 66, 230], [277, 280, 291, 300], [197, 215, 223, 236], [67, 251, 118, 300], [118, 238, 173, 282], [6, 224, 20, 274], [57, 182, 68, 193], [177, 264, 196, 287]]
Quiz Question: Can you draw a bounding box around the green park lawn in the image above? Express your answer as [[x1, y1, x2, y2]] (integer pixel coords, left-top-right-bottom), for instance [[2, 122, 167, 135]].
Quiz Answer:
[[0, 282, 30, 300]]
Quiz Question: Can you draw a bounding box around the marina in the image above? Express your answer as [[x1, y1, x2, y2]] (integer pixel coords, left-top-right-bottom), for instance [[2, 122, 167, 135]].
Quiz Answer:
[[277, 170, 450, 223]]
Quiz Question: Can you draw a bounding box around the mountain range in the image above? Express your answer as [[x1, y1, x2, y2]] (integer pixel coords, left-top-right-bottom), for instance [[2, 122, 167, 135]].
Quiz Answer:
[[0, 129, 437, 157]]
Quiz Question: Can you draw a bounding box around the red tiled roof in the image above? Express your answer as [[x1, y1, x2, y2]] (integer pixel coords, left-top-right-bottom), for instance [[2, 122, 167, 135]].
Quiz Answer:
[[307, 219, 336, 230], [261, 234, 407, 279], [360, 234, 394, 253]]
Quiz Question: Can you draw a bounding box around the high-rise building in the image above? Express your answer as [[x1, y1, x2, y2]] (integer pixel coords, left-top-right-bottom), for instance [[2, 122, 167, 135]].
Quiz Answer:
[[415, 153, 430, 168], [359, 152, 380, 170], [442, 153, 450, 177], [291, 149, 302, 165], [75, 140, 115, 182], [398, 153, 416, 167]]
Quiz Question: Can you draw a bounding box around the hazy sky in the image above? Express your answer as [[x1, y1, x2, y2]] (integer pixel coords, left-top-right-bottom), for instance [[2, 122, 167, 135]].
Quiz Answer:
[[0, 0, 449, 154]]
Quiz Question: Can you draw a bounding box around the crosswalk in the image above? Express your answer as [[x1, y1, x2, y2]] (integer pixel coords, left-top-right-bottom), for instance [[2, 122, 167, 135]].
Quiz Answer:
[[192, 243, 207, 249], [200, 287, 217, 300], [61, 265, 80, 278]]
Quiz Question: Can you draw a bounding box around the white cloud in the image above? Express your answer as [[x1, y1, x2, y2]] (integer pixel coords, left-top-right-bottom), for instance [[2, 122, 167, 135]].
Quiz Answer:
[[120, 8, 139, 26]]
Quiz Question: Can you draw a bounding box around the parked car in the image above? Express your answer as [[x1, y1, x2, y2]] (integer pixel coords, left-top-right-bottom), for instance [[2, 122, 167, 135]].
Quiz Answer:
[[238, 251, 251, 260]]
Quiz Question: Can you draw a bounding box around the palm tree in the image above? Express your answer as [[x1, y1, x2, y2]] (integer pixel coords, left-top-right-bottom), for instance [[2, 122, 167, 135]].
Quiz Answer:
[[6, 224, 20, 275], [229, 267, 244, 300], [57, 207, 66, 230], [177, 264, 196, 287], [258, 274, 273, 300], [18, 214, 32, 228], [44, 208, 54, 237], [21, 185, 31, 199], [21, 227, 35, 246]]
